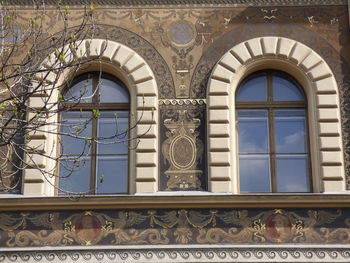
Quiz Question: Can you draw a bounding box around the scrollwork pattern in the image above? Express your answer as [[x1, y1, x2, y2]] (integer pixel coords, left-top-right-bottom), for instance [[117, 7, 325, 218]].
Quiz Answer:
[[0, 247, 342, 262]]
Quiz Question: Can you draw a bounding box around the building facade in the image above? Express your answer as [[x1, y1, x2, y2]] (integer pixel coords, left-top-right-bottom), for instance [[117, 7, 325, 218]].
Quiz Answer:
[[1, 0, 350, 262]]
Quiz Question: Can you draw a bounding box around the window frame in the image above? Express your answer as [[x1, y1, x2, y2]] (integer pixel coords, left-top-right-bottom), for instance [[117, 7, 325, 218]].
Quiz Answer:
[[58, 72, 130, 195], [236, 70, 312, 193]]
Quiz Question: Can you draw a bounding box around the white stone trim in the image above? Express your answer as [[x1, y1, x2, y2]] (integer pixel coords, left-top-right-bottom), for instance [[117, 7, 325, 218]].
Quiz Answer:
[[208, 36, 345, 193], [24, 39, 159, 195], [1, 245, 350, 262]]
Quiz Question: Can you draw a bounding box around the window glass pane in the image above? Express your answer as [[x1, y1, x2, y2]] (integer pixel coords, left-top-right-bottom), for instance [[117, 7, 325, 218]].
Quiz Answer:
[[238, 110, 269, 153], [59, 157, 91, 193], [60, 112, 92, 155], [96, 156, 128, 194], [239, 155, 271, 192], [274, 110, 307, 153], [236, 76, 267, 101], [64, 77, 93, 103], [273, 76, 304, 101], [3, 29, 22, 43], [99, 78, 129, 103], [276, 155, 310, 192], [97, 111, 129, 155]]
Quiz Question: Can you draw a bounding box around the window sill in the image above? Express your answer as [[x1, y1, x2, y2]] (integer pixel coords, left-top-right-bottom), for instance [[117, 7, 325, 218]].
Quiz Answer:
[[0, 193, 350, 211]]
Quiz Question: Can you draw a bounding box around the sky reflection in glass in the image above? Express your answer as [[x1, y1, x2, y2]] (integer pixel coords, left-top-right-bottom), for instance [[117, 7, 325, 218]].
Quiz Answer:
[[59, 158, 91, 193], [96, 111, 129, 194], [96, 156, 128, 194], [276, 155, 309, 192], [273, 76, 304, 101], [274, 110, 307, 153], [236, 76, 267, 101], [238, 110, 269, 153], [97, 111, 129, 155], [239, 155, 271, 192], [64, 78, 93, 103], [60, 112, 92, 155], [99, 78, 129, 103]]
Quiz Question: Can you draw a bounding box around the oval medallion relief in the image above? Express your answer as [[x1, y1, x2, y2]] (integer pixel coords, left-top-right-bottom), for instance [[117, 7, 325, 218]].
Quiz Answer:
[[169, 135, 196, 170]]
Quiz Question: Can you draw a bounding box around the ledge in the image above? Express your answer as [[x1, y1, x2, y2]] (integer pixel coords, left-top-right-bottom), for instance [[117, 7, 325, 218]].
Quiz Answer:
[[1, 193, 350, 211]]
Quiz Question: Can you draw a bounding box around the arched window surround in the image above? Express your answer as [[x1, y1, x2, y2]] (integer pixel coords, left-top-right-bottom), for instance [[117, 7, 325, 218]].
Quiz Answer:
[[23, 39, 159, 196], [207, 37, 345, 194]]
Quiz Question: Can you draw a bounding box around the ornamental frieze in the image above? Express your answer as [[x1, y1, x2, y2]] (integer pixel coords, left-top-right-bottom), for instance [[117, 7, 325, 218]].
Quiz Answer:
[[0, 208, 348, 248], [9, 0, 348, 6]]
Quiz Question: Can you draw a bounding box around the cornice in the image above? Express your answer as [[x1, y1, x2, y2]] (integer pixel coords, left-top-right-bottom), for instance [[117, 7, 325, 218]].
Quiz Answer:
[[9, 0, 347, 7], [1, 194, 350, 211]]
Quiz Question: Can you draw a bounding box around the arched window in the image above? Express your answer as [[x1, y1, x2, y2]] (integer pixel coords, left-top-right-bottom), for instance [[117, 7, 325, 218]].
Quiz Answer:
[[59, 72, 130, 195], [236, 70, 311, 193]]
